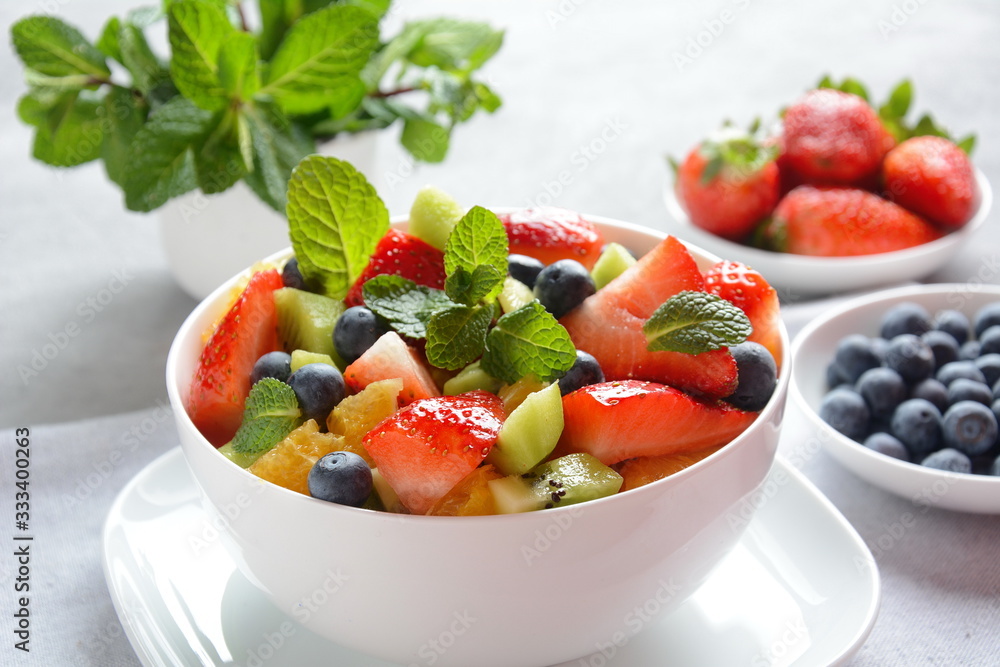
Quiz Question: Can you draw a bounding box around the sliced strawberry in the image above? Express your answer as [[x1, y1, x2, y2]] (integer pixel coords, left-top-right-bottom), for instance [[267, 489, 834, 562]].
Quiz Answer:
[[187, 269, 284, 446], [554, 380, 758, 465], [560, 236, 738, 399], [499, 207, 605, 269], [344, 229, 446, 307], [364, 391, 505, 514], [704, 261, 783, 370], [344, 331, 440, 405]]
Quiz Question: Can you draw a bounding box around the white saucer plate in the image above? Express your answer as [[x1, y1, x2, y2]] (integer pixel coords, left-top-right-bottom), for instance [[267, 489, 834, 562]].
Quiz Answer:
[[103, 448, 879, 667]]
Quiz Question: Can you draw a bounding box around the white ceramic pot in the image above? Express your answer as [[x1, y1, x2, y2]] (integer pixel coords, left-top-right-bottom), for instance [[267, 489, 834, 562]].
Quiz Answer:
[[159, 131, 378, 299]]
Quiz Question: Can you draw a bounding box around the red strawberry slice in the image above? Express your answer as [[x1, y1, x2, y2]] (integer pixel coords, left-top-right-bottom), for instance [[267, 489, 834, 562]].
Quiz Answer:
[[499, 207, 605, 269], [344, 331, 440, 405], [364, 391, 505, 514], [345, 229, 446, 307], [554, 380, 758, 465], [187, 269, 284, 446], [704, 260, 783, 370], [560, 236, 738, 399]]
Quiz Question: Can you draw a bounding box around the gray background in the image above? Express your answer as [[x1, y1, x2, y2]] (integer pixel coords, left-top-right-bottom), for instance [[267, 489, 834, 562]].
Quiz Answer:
[[1, 0, 999, 665]]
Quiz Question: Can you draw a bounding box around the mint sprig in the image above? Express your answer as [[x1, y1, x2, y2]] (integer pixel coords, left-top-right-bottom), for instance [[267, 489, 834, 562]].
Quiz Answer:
[[481, 301, 577, 384], [426, 303, 497, 370], [643, 291, 751, 355], [231, 379, 303, 455], [362, 275, 453, 339]]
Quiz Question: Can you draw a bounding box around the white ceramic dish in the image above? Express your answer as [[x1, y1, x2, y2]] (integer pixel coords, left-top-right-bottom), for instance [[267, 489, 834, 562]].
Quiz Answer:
[[166, 214, 791, 667], [663, 170, 992, 298], [791, 283, 1000, 514], [103, 447, 879, 667]]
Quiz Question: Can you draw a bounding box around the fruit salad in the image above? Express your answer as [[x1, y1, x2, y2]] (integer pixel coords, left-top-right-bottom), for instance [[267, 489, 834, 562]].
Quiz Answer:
[[672, 76, 980, 256], [185, 156, 782, 515]]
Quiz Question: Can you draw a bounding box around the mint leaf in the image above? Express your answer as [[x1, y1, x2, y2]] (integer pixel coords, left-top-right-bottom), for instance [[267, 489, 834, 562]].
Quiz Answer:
[[32, 91, 105, 167], [167, 0, 234, 111], [101, 86, 146, 186], [231, 378, 303, 455], [218, 32, 260, 100], [17, 88, 63, 127], [643, 291, 751, 354], [362, 275, 453, 339], [11, 16, 110, 79], [445, 264, 505, 307], [260, 4, 379, 114], [119, 22, 170, 95], [286, 155, 389, 298], [401, 117, 450, 162], [96, 17, 123, 62], [123, 96, 215, 211], [426, 303, 495, 370], [195, 110, 248, 194], [242, 105, 314, 211], [481, 301, 576, 384], [390, 19, 504, 73], [443, 205, 508, 301]]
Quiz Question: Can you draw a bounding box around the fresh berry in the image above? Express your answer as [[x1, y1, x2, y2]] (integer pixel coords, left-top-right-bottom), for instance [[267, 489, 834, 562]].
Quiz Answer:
[[960, 340, 982, 361], [910, 378, 949, 413], [819, 387, 869, 441], [344, 229, 446, 307], [978, 326, 1000, 356], [187, 269, 284, 446], [250, 351, 293, 385], [921, 448, 971, 473], [560, 236, 738, 399], [974, 303, 1000, 338], [308, 451, 373, 507], [288, 363, 347, 424], [991, 456, 1000, 477], [941, 401, 998, 456], [826, 362, 850, 389], [554, 380, 758, 465], [499, 208, 605, 270], [674, 130, 780, 240], [704, 260, 782, 367], [881, 302, 932, 339], [884, 334, 935, 383], [364, 391, 505, 514], [934, 309, 970, 345], [507, 254, 545, 288], [533, 259, 596, 319], [334, 306, 390, 365], [891, 398, 942, 457], [248, 419, 341, 495], [761, 186, 941, 256], [936, 360, 986, 386], [557, 350, 605, 396], [921, 330, 959, 369], [975, 354, 1000, 386], [863, 432, 909, 461], [856, 367, 907, 420], [882, 136, 979, 228], [946, 378, 992, 407], [725, 342, 778, 412], [344, 331, 440, 406], [282, 257, 306, 290], [834, 334, 881, 383], [782, 88, 891, 184], [871, 337, 890, 363]]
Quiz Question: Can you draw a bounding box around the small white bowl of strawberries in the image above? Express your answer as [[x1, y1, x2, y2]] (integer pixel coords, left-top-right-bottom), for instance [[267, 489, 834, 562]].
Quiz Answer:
[[666, 77, 991, 297]]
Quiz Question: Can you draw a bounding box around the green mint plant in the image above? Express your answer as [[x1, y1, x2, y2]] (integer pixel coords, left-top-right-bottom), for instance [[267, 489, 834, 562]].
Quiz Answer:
[[11, 0, 504, 213]]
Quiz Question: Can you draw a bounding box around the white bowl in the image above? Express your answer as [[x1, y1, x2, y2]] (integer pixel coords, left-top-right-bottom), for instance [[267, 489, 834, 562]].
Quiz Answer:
[[791, 283, 1000, 514], [664, 170, 992, 298], [166, 215, 791, 667]]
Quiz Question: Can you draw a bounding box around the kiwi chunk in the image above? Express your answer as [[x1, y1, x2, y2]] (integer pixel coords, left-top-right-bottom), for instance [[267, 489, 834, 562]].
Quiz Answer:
[[218, 442, 263, 468], [290, 350, 337, 372], [488, 382, 563, 475], [498, 276, 535, 314], [488, 453, 623, 514], [274, 288, 346, 368], [443, 361, 503, 395], [590, 242, 637, 290], [408, 186, 464, 250]]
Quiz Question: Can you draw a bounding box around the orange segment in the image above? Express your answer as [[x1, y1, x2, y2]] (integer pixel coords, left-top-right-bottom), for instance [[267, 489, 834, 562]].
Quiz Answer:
[[249, 420, 344, 495], [427, 465, 504, 516], [326, 378, 403, 466], [616, 446, 721, 492]]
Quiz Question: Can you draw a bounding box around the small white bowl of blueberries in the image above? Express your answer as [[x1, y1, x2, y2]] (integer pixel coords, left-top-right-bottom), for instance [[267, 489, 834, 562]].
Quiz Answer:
[[791, 283, 1000, 514]]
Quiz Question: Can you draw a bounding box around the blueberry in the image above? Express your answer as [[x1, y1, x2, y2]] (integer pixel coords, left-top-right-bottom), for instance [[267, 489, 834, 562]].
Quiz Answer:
[[994, 380, 1000, 401], [533, 259, 596, 319], [558, 350, 605, 396], [287, 363, 346, 424], [819, 388, 869, 442], [942, 401, 998, 456], [920, 448, 972, 474], [921, 330, 959, 369], [991, 398, 1000, 425], [507, 254, 546, 289], [870, 337, 890, 363], [890, 398, 942, 458], [884, 334, 935, 384], [979, 325, 1000, 356], [282, 257, 306, 290], [333, 306, 390, 365], [936, 360, 986, 386], [826, 362, 850, 390], [991, 455, 1000, 477], [910, 378, 949, 413], [947, 378, 992, 407], [934, 309, 970, 345], [855, 367, 906, 420], [833, 334, 881, 384], [959, 340, 982, 361], [880, 302, 932, 339], [975, 354, 1000, 386], [863, 432, 910, 462], [973, 302, 1000, 338], [250, 351, 293, 385], [726, 342, 778, 412], [308, 451, 373, 506]]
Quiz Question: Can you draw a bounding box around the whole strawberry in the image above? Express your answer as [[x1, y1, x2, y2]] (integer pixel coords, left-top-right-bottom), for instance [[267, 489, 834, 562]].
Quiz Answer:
[[782, 89, 894, 185], [760, 185, 941, 256], [882, 136, 980, 229], [675, 129, 780, 241]]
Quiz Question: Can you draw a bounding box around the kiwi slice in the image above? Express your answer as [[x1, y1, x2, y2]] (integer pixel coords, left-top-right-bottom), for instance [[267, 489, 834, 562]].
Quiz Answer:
[[290, 350, 337, 372], [488, 453, 623, 514], [498, 276, 535, 314], [218, 442, 263, 468], [590, 242, 637, 290], [408, 186, 464, 250], [274, 288, 346, 368], [488, 382, 563, 475], [442, 360, 503, 396]]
